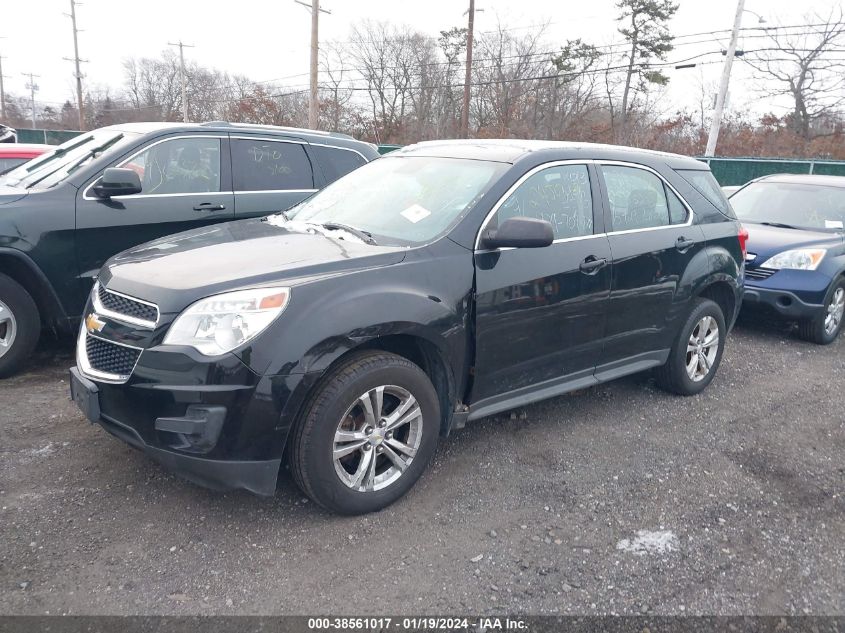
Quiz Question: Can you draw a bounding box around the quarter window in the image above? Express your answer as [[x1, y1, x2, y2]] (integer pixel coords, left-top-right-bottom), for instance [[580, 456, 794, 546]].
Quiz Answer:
[[494, 164, 594, 240], [311, 145, 367, 184], [601, 165, 675, 231], [666, 187, 689, 225], [120, 137, 221, 195], [231, 139, 313, 191]]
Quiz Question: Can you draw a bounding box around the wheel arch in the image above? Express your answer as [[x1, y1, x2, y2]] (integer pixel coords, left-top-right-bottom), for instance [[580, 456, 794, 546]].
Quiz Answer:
[[0, 248, 68, 332], [695, 277, 740, 329]]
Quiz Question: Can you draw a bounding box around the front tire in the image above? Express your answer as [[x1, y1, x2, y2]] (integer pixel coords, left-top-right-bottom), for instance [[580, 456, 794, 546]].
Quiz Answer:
[[0, 273, 40, 378], [797, 279, 845, 345], [289, 351, 440, 515], [654, 298, 726, 396]]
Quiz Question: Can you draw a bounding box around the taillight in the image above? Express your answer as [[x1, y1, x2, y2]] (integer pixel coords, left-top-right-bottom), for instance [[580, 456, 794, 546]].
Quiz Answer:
[[738, 225, 749, 260]]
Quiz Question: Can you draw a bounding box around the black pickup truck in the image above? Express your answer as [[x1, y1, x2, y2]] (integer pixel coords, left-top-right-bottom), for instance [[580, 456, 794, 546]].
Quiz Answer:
[[69, 139, 745, 514], [0, 121, 379, 376]]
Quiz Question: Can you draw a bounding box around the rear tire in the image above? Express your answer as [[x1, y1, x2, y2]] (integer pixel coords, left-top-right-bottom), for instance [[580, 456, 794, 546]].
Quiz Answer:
[[654, 298, 726, 396], [0, 273, 40, 379], [289, 351, 440, 515], [797, 279, 845, 345]]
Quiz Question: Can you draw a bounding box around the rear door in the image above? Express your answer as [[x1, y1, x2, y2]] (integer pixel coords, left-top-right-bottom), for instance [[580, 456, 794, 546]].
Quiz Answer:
[[75, 134, 234, 284], [595, 162, 706, 368], [230, 135, 317, 219], [471, 161, 612, 406]]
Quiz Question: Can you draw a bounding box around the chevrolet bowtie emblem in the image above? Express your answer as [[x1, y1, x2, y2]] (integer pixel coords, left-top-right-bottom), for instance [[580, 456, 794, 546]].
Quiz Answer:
[[85, 313, 106, 334]]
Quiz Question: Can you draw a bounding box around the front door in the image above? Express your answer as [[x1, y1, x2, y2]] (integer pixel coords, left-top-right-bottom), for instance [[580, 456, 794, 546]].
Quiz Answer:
[[75, 135, 234, 297], [471, 162, 612, 409], [596, 162, 707, 367]]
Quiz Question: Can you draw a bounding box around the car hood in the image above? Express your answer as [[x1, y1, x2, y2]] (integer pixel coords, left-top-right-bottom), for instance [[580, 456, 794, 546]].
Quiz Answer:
[[100, 218, 407, 313], [744, 222, 843, 266], [0, 184, 28, 205]]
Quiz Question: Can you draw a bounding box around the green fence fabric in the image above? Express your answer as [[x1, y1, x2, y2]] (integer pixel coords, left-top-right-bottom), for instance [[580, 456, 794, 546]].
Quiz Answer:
[[699, 157, 845, 186], [16, 128, 83, 145]]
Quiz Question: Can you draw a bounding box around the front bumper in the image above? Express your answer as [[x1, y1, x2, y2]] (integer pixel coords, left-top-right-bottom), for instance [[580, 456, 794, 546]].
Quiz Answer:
[[69, 347, 318, 496], [742, 285, 825, 320]]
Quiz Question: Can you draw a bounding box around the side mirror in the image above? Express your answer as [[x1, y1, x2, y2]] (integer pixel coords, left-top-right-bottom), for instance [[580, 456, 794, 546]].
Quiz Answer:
[[92, 167, 142, 198], [481, 217, 554, 250]]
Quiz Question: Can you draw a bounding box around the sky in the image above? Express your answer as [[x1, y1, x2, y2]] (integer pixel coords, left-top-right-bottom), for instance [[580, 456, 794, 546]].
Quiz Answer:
[[0, 0, 838, 123]]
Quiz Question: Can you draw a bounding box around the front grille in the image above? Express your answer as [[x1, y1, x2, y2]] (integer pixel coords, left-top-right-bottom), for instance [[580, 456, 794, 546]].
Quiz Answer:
[[85, 335, 142, 377], [97, 284, 158, 325], [745, 267, 776, 281]]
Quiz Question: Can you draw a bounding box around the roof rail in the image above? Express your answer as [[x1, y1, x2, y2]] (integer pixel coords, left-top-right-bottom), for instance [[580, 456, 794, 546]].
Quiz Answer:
[[199, 120, 354, 140]]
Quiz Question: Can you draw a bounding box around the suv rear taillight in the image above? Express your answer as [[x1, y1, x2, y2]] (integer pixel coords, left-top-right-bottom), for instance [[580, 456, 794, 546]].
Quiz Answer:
[[738, 225, 749, 260]]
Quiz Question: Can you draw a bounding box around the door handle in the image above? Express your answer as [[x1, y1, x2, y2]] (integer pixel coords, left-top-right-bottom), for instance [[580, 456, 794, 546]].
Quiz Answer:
[[676, 236, 695, 252], [193, 203, 226, 212], [579, 256, 607, 274]]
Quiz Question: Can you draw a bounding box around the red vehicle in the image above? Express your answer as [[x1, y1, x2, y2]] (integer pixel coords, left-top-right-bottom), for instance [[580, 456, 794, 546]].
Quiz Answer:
[[0, 144, 52, 175]]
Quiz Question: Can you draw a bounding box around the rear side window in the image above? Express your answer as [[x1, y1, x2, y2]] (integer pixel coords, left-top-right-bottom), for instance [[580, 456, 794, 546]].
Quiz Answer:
[[311, 145, 367, 184], [231, 139, 314, 191], [0, 157, 27, 174], [677, 168, 735, 218], [601, 165, 672, 231]]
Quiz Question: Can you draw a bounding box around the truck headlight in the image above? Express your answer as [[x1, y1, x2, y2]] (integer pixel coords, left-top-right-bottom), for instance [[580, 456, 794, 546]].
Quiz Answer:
[[163, 287, 290, 355], [761, 248, 826, 271]]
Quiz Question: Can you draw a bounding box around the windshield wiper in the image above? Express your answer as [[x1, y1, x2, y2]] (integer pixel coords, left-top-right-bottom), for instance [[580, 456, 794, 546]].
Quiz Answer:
[[26, 134, 123, 189], [759, 221, 800, 230], [319, 222, 378, 245], [24, 135, 93, 172]]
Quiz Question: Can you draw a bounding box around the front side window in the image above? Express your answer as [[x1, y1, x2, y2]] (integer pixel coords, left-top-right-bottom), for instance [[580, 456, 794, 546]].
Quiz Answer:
[[493, 164, 594, 240], [121, 137, 221, 195], [279, 155, 507, 246], [231, 139, 313, 191], [602, 165, 672, 231]]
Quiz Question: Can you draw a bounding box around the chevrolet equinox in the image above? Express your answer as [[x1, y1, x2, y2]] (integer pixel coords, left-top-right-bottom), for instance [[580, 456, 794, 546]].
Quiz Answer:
[[70, 140, 745, 514]]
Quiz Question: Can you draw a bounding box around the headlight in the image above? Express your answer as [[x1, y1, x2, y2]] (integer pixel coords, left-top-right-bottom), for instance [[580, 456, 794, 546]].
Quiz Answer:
[[761, 248, 826, 271], [163, 287, 290, 355]]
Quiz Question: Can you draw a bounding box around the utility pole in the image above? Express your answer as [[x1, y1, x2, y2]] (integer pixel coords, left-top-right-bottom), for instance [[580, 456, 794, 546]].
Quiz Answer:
[[0, 52, 6, 121], [295, 0, 331, 130], [705, 0, 745, 157], [460, 0, 477, 139], [64, 0, 87, 131], [167, 40, 194, 123], [23, 72, 40, 129]]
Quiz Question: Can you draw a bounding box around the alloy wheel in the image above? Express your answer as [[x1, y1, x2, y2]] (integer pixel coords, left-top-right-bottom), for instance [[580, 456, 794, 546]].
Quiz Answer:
[[0, 299, 17, 360], [824, 287, 844, 336], [332, 385, 423, 492], [685, 315, 719, 382]]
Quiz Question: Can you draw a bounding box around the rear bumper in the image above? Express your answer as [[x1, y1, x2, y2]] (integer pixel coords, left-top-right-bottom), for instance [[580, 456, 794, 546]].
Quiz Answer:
[[742, 286, 824, 320]]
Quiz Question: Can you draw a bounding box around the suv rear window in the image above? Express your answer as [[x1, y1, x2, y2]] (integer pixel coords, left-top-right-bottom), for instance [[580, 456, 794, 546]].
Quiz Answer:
[[231, 139, 314, 191], [311, 145, 368, 184], [677, 168, 735, 218]]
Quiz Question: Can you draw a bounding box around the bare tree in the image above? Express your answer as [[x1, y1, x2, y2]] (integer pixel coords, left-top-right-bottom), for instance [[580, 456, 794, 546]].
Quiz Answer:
[[744, 8, 845, 140]]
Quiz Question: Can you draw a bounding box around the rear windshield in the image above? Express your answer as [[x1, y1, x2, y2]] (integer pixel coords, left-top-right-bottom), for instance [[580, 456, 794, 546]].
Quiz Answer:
[[676, 168, 735, 218]]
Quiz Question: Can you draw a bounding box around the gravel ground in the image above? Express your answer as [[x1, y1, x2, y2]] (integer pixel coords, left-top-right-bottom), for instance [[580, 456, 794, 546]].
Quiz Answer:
[[1, 317, 843, 616]]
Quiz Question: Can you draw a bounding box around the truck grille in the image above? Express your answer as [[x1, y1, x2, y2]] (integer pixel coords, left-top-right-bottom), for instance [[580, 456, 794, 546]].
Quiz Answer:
[[745, 267, 776, 281], [84, 334, 142, 379], [96, 283, 159, 326]]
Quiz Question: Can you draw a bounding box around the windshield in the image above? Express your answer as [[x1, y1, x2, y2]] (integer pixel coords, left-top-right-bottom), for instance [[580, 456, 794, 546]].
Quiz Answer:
[[274, 155, 508, 246], [730, 181, 845, 232], [0, 130, 139, 190]]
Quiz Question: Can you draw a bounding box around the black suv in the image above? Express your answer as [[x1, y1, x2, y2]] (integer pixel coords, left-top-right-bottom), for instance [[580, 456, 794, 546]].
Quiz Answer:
[[0, 121, 379, 376], [69, 140, 744, 514]]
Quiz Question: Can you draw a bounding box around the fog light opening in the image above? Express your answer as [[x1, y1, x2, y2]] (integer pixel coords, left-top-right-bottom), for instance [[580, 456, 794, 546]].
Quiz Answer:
[[777, 296, 793, 308]]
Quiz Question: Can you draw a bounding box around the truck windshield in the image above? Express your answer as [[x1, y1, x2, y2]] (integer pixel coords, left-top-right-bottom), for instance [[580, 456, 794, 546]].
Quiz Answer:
[[276, 155, 507, 246], [0, 130, 139, 190]]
